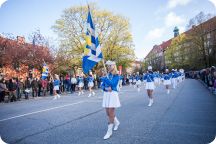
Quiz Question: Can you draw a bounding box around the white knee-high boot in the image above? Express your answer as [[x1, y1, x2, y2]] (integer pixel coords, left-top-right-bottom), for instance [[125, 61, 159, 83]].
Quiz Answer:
[[114, 117, 120, 131], [103, 123, 114, 140]]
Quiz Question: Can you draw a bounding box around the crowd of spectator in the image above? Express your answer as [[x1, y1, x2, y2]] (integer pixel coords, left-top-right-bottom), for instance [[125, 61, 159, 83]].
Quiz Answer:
[[185, 66, 216, 95]]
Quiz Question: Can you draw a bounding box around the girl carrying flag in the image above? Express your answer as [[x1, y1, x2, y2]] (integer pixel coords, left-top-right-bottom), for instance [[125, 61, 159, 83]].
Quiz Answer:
[[101, 60, 121, 140]]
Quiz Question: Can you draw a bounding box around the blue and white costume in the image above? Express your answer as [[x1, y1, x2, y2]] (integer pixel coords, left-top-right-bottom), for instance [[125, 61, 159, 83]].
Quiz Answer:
[[154, 72, 161, 85], [129, 75, 133, 83], [163, 73, 172, 85], [171, 70, 178, 89], [132, 74, 136, 84], [143, 72, 155, 90], [53, 79, 60, 91], [101, 73, 121, 108], [87, 75, 94, 87], [135, 74, 141, 85], [78, 76, 84, 88]]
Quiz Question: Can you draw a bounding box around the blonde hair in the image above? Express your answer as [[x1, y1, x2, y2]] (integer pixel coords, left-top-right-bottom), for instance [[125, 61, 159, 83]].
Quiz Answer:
[[54, 74, 59, 80], [110, 65, 118, 75]]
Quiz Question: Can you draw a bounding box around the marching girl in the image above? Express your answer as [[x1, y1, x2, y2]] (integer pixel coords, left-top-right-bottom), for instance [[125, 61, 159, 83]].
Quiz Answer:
[[135, 72, 141, 92], [132, 73, 137, 88], [171, 69, 178, 89], [119, 74, 123, 91], [154, 72, 158, 86], [101, 60, 121, 140], [129, 74, 133, 86], [163, 69, 172, 94], [143, 66, 155, 107], [53, 74, 61, 100], [78, 72, 84, 96], [87, 71, 95, 97], [155, 71, 161, 86]]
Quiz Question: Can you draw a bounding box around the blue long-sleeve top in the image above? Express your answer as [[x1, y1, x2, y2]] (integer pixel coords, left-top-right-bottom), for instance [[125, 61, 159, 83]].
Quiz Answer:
[[143, 72, 155, 82], [78, 77, 84, 83], [163, 73, 172, 80], [135, 75, 140, 81], [101, 73, 120, 92], [154, 73, 160, 78], [177, 72, 181, 77], [53, 79, 60, 86], [171, 72, 178, 78], [87, 75, 94, 83]]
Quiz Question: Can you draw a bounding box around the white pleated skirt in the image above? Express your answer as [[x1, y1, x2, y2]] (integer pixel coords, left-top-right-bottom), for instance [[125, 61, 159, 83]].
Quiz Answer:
[[54, 86, 59, 90], [78, 82, 84, 87], [163, 80, 171, 85], [155, 78, 161, 84], [88, 82, 94, 87], [171, 78, 177, 84], [102, 91, 121, 108], [145, 82, 155, 90], [136, 80, 141, 85]]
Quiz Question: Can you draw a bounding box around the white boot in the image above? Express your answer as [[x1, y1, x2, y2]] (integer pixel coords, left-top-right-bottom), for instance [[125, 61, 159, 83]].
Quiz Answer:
[[92, 91, 95, 96], [88, 93, 92, 97], [148, 99, 151, 107], [148, 99, 153, 107], [103, 123, 113, 140], [57, 94, 61, 99], [78, 92, 81, 96], [167, 89, 170, 94], [53, 96, 57, 100], [114, 117, 120, 131]]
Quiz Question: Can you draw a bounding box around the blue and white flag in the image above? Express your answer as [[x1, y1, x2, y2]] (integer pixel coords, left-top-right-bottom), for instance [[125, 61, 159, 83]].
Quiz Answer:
[[82, 6, 103, 74], [41, 63, 48, 80]]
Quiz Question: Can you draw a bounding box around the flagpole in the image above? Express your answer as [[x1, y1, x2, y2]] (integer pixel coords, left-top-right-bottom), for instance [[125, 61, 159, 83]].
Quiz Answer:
[[102, 59, 108, 76]]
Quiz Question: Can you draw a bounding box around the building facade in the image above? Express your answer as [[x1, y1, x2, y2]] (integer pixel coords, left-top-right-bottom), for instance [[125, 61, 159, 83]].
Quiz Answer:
[[145, 16, 216, 71]]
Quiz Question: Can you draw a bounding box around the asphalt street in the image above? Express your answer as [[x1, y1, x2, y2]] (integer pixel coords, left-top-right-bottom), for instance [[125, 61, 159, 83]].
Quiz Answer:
[[0, 79, 216, 144]]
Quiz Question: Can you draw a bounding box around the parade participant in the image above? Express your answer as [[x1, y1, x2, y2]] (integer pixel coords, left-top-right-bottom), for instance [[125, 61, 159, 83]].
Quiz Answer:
[[78, 72, 84, 96], [118, 73, 123, 91], [163, 69, 172, 94], [154, 71, 161, 86], [101, 60, 120, 140], [129, 74, 133, 86], [143, 66, 155, 107], [132, 73, 136, 88], [87, 71, 95, 97], [53, 74, 61, 100], [135, 72, 141, 92], [171, 69, 178, 89]]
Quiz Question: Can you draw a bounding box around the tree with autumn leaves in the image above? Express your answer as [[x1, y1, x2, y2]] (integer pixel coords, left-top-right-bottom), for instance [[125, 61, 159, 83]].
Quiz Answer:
[[0, 32, 53, 78], [52, 3, 135, 74]]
